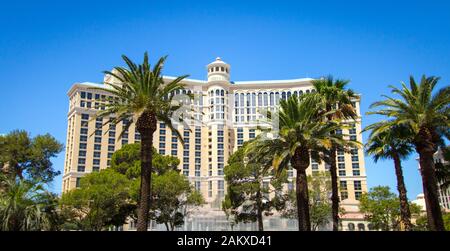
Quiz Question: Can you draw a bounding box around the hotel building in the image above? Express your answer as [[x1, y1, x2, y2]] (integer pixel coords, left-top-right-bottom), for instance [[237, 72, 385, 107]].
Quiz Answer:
[[62, 57, 369, 230]]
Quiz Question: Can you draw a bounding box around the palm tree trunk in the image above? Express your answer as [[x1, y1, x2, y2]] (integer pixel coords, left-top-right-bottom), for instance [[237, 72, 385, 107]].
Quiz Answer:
[[295, 168, 311, 231], [392, 153, 412, 231], [256, 189, 264, 231], [292, 148, 311, 231], [136, 112, 157, 231], [328, 147, 340, 231], [418, 148, 445, 231]]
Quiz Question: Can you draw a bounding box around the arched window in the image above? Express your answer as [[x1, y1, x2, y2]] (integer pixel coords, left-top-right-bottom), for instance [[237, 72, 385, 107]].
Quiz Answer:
[[246, 93, 251, 106], [216, 89, 220, 96], [270, 92, 274, 106], [348, 223, 355, 231], [306, 90, 310, 94], [311, 89, 316, 93], [281, 92, 286, 100], [235, 93, 239, 107], [275, 92, 280, 104], [215, 67, 219, 71], [294, 91, 298, 97], [258, 92, 263, 106], [240, 93, 244, 107], [263, 92, 268, 106], [221, 67, 224, 71], [299, 90, 303, 95], [287, 91, 291, 99], [368, 224, 374, 231], [357, 223, 365, 231], [252, 93, 256, 106]]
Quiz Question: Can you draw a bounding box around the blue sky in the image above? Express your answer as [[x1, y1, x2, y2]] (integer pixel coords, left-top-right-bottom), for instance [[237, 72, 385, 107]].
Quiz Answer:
[[0, 0, 449, 198]]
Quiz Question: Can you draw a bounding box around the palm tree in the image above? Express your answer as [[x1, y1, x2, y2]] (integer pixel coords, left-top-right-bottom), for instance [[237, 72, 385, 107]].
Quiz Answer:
[[91, 52, 189, 231], [0, 175, 58, 231], [311, 75, 358, 231], [246, 95, 355, 231], [364, 124, 414, 230], [368, 75, 449, 231]]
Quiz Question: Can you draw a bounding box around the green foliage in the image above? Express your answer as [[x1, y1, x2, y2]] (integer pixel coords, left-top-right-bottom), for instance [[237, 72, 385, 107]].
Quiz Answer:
[[222, 143, 288, 229], [91, 52, 190, 143], [413, 213, 450, 231], [0, 174, 61, 231], [0, 130, 63, 183], [111, 143, 180, 179], [150, 170, 204, 231], [280, 172, 338, 231], [360, 186, 421, 231], [59, 169, 134, 231]]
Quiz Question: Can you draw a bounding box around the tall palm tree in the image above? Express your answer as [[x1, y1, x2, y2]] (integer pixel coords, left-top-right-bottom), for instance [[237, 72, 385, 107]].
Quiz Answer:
[[92, 52, 189, 231], [364, 124, 414, 230], [246, 95, 355, 231], [311, 75, 358, 231], [368, 75, 449, 231]]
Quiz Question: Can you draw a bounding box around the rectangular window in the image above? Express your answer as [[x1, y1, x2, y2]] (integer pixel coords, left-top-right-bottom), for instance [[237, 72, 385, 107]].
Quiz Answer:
[[77, 166, 85, 172], [79, 150, 86, 157], [354, 181, 362, 190], [171, 150, 177, 156], [108, 138, 115, 144], [80, 135, 87, 142], [355, 191, 362, 200], [80, 92, 86, 99], [93, 159, 100, 165], [93, 152, 101, 158], [94, 144, 101, 151], [76, 178, 81, 188], [339, 170, 346, 176], [353, 170, 361, 176], [78, 158, 86, 165], [341, 191, 349, 200], [79, 143, 87, 149], [80, 128, 88, 135], [94, 137, 102, 143], [340, 181, 347, 190], [108, 145, 115, 152]]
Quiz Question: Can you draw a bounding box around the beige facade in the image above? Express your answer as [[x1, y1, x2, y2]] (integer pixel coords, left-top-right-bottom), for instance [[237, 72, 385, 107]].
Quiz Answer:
[[62, 57, 368, 230]]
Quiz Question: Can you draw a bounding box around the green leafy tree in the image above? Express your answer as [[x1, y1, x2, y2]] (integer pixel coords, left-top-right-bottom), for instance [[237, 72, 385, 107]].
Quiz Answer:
[[59, 169, 134, 231], [110, 143, 198, 230], [111, 143, 179, 179], [360, 186, 422, 231], [364, 124, 414, 230], [92, 52, 190, 231], [150, 170, 204, 231], [0, 174, 60, 231], [0, 130, 63, 183], [281, 172, 340, 231], [246, 95, 356, 231], [222, 142, 288, 231], [311, 75, 358, 231], [413, 213, 450, 231], [368, 75, 449, 231]]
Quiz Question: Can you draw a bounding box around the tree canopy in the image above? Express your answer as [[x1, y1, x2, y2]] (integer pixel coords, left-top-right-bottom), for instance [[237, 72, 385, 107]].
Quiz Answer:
[[0, 130, 63, 183]]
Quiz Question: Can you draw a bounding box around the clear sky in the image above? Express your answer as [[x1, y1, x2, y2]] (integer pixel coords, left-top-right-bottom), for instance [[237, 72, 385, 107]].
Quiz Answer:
[[1, 0, 449, 198]]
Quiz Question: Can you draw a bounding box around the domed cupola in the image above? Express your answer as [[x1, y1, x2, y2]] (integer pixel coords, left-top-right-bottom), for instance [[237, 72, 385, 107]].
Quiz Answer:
[[206, 57, 230, 82]]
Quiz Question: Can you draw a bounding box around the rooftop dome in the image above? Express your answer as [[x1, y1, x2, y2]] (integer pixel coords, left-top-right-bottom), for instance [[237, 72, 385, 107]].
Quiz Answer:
[[206, 57, 230, 82]]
